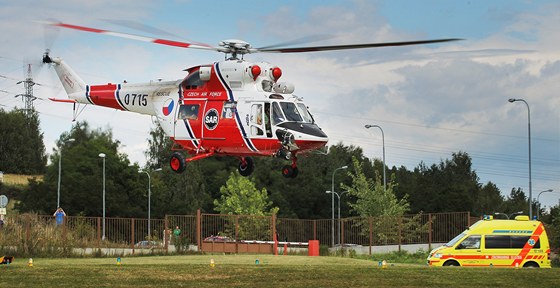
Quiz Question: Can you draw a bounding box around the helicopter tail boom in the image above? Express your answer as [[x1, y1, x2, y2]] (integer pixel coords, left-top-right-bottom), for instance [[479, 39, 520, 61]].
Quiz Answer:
[[44, 55, 87, 96], [45, 53, 179, 117]]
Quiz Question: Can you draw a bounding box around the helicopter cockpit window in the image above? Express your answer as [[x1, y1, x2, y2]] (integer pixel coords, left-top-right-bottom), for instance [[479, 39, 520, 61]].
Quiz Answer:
[[182, 70, 203, 90], [296, 103, 314, 123], [250, 104, 264, 136], [178, 104, 199, 120], [279, 102, 303, 122], [272, 102, 285, 125], [222, 101, 236, 119]]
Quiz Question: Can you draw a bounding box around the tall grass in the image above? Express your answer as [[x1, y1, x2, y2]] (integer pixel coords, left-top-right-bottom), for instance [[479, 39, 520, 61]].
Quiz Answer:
[[1, 173, 42, 186]]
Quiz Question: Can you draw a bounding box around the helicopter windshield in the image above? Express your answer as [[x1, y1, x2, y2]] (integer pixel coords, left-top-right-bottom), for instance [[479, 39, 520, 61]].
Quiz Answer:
[[297, 103, 314, 123], [272, 101, 314, 124]]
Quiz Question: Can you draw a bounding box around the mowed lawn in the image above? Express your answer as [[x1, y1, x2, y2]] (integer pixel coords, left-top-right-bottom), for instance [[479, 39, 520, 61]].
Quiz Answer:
[[0, 255, 558, 287]]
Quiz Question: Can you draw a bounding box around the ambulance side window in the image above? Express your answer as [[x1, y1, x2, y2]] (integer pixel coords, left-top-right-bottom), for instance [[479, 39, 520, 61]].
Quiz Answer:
[[485, 236, 509, 249], [456, 235, 481, 249], [486, 235, 541, 249]]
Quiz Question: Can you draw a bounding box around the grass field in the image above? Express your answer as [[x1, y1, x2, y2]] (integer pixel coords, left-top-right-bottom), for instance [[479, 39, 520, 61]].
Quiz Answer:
[[0, 255, 558, 287], [1, 174, 42, 186]]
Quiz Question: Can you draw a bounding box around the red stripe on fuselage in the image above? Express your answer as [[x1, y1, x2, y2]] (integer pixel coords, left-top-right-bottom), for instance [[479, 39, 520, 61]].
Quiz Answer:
[[88, 84, 124, 110]]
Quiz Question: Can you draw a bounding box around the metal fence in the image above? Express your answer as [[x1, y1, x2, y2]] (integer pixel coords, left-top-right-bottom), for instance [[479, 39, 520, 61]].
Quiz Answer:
[[0, 211, 472, 256]]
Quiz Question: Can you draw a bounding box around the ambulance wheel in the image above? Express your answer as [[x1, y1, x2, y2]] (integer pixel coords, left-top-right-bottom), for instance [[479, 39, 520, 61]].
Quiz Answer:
[[281, 165, 298, 178], [443, 260, 460, 267], [170, 152, 186, 173], [238, 157, 254, 177], [523, 262, 539, 268]]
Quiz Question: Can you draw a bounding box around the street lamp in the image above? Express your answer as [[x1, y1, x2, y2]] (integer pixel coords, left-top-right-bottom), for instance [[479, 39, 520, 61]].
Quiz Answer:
[[536, 189, 553, 219], [98, 153, 106, 240], [365, 124, 386, 191], [326, 190, 348, 248], [56, 138, 75, 208], [331, 165, 348, 247], [139, 168, 162, 239], [508, 98, 532, 218]]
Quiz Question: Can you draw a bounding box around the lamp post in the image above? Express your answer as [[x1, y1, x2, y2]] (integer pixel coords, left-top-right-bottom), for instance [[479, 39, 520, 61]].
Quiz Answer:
[[508, 98, 532, 218], [139, 168, 162, 239], [326, 190, 348, 248], [536, 189, 553, 219], [365, 124, 386, 190], [98, 153, 106, 240], [56, 138, 75, 208], [331, 165, 348, 247]]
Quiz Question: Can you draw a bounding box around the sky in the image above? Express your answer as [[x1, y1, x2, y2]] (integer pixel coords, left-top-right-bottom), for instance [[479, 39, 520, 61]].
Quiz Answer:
[[0, 0, 559, 210]]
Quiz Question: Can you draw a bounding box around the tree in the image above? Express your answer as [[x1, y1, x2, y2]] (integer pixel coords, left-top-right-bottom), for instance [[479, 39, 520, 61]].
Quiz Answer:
[[342, 157, 409, 217], [17, 122, 145, 217], [0, 109, 46, 174], [410, 152, 481, 213], [214, 172, 278, 216], [474, 182, 504, 216], [213, 172, 279, 241], [501, 187, 528, 216]]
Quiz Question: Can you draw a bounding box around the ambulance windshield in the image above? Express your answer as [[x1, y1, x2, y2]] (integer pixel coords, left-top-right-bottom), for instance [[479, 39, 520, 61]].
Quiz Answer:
[[445, 232, 466, 247]]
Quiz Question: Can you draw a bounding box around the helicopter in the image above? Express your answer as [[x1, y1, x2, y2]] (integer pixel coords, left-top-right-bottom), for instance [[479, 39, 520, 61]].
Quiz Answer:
[[42, 21, 460, 178]]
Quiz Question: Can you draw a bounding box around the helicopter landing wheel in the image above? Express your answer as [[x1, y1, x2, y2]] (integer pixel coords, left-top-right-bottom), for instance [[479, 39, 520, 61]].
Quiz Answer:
[[170, 152, 186, 173], [281, 165, 298, 178], [238, 157, 254, 177]]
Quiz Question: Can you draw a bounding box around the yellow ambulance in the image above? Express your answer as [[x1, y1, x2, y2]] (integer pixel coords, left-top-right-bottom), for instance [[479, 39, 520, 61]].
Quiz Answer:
[[427, 215, 551, 268]]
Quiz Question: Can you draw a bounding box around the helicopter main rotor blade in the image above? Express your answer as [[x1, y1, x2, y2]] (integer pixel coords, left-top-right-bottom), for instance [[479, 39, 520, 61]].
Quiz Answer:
[[257, 38, 462, 53], [42, 21, 217, 52]]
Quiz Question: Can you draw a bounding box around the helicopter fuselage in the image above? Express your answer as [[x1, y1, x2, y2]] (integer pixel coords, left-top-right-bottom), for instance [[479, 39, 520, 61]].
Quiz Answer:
[[48, 55, 328, 176]]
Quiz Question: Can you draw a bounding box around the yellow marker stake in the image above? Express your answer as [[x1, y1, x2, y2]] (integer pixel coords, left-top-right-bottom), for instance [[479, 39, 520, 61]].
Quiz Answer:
[[28, 258, 33, 267]]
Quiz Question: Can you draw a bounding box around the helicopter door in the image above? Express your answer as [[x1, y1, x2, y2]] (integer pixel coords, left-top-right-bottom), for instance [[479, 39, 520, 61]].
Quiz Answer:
[[175, 102, 202, 145], [249, 103, 271, 138]]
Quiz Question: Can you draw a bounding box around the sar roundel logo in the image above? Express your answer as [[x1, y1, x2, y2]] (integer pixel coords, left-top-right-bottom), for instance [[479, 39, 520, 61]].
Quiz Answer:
[[162, 98, 174, 116], [204, 108, 219, 130]]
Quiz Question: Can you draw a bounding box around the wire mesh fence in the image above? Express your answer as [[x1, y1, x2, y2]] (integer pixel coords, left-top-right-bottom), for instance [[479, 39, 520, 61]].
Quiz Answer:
[[0, 211, 472, 256]]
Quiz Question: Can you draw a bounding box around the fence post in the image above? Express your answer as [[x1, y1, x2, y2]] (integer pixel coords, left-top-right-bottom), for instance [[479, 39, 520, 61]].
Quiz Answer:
[[467, 211, 471, 227], [313, 220, 317, 240], [97, 217, 101, 249], [428, 213, 433, 251], [197, 209, 201, 252], [131, 218, 135, 255], [25, 214, 31, 255], [164, 215, 169, 254], [398, 216, 402, 252], [368, 217, 373, 256], [341, 219, 345, 246], [272, 213, 277, 255], [235, 215, 239, 254], [62, 216, 68, 253]]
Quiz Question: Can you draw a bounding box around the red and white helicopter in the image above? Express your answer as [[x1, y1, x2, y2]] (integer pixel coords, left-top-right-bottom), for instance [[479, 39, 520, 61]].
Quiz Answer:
[[42, 21, 460, 178]]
